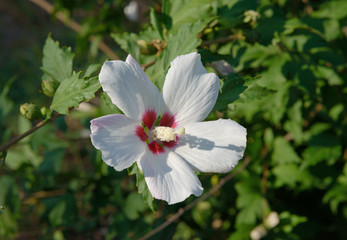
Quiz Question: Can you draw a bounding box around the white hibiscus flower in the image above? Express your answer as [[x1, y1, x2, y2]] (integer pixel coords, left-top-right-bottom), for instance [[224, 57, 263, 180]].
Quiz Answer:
[[90, 52, 247, 204]]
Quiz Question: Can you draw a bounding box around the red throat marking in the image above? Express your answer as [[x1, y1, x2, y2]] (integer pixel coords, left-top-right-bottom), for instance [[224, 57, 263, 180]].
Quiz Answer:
[[135, 109, 178, 155]]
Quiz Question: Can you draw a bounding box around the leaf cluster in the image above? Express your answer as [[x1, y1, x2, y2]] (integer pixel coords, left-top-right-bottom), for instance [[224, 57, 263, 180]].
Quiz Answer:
[[1, 0, 347, 239]]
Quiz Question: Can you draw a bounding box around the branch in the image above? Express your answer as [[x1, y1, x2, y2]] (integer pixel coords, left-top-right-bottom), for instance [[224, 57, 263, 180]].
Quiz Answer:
[[201, 33, 244, 47], [142, 59, 157, 71], [29, 0, 120, 60], [138, 157, 250, 240], [0, 113, 61, 153]]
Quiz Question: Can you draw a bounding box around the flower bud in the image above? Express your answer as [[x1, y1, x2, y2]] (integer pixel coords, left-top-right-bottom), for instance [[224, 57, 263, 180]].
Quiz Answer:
[[137, 40, 156, 55], [244, 10, 259, 25], [40, 106, 52, 119], [264, 211, 280, 229], [42, 79, 59, 97], [20, 103, 42, 120]]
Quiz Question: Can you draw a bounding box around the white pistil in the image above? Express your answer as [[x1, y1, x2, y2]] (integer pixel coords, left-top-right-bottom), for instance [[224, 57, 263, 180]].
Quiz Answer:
[[152, 126, 185, 142]]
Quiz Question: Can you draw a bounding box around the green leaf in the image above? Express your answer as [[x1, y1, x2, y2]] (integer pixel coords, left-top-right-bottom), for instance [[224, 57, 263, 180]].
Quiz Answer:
[[112, 32, 141, 60], [323, 184, 347, 213], [162, 0, 214, 28], [112, 28, 161, 63], [0, 76, 15, 120], [301, 145, 342, 169], [147, 22, 206, 87], [192, 201, 212, 228], [149, 8, 163, 39], [37, 148, 65, 176], [272, 164, 312, 188], [49, 201, 66, 227], [323, 19, 340, 41], [279, 211, 307, 233], [51, 73, 101, 114], [128, 163, 154, 212], [6, 144, 43, 169], [213, 73, 246, 111], [101, 92, 123, 114], [84, 63, 101, 77], [123, 192, 147, 220], [272, 137, 300, 165], [314, 65, 343, 86], [41, 35, 75, 83], [238, 83, 275, 103], [235, 173, 264, 226], [284, 100, 303, 143], [0, 176, 20, 237]]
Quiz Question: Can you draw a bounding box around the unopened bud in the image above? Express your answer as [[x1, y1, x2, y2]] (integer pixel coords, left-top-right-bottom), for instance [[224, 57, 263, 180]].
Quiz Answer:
[[244, 10, 259, 25], [137, 40, 156, 55], [40, 106, 52, 119], [42, 79, 59, 97], [210, 60, 234, 76], [250, 225, 266, 240], [20, 103, 42, 120], [264, 211, 280, 229]]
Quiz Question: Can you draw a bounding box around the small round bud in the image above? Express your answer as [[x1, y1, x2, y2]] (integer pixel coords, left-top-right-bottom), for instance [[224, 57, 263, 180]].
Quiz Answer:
[[20, 103, 42, 120], [42, 79, 59, 97], [40, 106, 52, 119], [137, 40, 156, 55]]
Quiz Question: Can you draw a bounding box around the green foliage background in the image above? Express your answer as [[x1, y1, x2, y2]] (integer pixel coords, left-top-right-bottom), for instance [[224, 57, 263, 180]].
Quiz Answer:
[[0, 0, 346, 239]]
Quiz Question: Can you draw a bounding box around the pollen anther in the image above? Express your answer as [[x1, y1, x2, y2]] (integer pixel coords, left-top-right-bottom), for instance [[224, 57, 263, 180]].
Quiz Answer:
[[152, 126, 185, 142]]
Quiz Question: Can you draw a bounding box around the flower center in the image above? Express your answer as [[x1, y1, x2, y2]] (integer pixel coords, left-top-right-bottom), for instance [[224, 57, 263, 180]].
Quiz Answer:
[[135, 109, 182, 155], [152, 126, 185, 142]]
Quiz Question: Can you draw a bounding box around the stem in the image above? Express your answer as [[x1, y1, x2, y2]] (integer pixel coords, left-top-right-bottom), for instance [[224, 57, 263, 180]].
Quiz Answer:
[[0, 113, 61, 153], [142, 59, 157, 71], [138, 157, 250, 240], [29, 0, 119, 60], [200, 34, 243, 47]]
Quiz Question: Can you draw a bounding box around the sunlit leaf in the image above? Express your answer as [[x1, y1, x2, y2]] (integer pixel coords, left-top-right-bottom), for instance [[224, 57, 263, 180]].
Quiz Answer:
[[51, 73, 100, 114], [41, 35, 74, 83], [128, 163, 154, 212]]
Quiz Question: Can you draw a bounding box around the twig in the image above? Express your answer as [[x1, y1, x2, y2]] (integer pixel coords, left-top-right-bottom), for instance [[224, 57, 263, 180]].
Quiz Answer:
[[0, 113, 61, 153], [138, 157, 250, 240], [201, 34, 243, 47], [142, 59, 157, 71], [29, 0, 120, 60]]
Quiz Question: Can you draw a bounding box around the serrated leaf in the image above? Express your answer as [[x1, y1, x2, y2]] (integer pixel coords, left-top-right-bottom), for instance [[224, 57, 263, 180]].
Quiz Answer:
[[150, 8, 163, 39], [315, 65, 343, 86], [112, 32, 141, 60], [147, 22, 207, 88], [323, 184, 347, 213], [37, 148, 65, 176], [51, 73, 101, 114], [101, 92, 123, 114], [41, 35, 74, 83], [235, 175, 263, 226], [272, 137, 300, 165], [162, 0, 214, 28], [301, 145, 342, 169], [238, 83, 275, 103], [0, 176, 20, 236], [112, 29, 161, 62], [84, 64, 101, 77], [128, 163, 154, 211], [273, 164, 312, 188], [123, 192, 147, 220]]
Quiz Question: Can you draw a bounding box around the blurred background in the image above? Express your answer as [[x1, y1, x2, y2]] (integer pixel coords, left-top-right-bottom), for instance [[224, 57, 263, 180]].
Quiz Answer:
[[0, 0, 346, 239]]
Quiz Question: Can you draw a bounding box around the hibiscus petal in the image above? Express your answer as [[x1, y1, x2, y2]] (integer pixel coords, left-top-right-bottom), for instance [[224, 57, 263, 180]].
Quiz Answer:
[[139, 151, 203, 204], [99, 55, 163, 121], [90, 114, 146, 171], [174, 119, 247, 173], [162, 52, 220, 126]]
